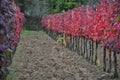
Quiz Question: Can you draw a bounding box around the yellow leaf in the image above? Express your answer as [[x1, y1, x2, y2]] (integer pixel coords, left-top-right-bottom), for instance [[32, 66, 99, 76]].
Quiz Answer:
[[57, 36, 63, 44], [96, 59, 100, 66]]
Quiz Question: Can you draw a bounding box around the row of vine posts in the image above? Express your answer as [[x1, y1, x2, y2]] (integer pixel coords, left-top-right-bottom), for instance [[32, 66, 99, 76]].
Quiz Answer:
[[42, 28, 119, 79]]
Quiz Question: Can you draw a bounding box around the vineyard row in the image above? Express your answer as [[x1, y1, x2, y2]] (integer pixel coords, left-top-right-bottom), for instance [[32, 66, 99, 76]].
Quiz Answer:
[[0, 0, 24, 79], [42, 0, 120, 78]]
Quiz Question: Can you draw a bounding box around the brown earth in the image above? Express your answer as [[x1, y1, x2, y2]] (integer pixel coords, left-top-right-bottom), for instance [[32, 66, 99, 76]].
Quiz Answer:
[[7, 31, 119, 80]]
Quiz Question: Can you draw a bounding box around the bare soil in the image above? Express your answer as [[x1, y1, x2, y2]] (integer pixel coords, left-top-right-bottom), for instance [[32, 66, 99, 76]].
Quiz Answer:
[[7, 31, 118, 80]]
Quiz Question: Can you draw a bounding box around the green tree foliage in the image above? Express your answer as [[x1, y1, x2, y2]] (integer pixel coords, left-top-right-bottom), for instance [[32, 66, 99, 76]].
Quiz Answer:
[[15, 0, 49, 17], [14, 0, 94, 16], [47, 0, 89, 13], [14, 0, 28, 12]]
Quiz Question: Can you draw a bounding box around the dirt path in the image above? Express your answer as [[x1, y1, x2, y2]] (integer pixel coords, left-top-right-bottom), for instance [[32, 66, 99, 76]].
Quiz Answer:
[[7, 31, 102, 80]]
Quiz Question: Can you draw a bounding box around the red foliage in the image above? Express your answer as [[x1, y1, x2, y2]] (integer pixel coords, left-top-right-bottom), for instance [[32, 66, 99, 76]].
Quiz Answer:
[[12, 4, 25, 47], [42, 0, 120, 53]]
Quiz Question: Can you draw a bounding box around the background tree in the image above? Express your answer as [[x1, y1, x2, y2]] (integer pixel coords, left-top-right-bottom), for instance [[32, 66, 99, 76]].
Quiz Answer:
[[47, 0, 89, 13], [14, 0, 93, 16]]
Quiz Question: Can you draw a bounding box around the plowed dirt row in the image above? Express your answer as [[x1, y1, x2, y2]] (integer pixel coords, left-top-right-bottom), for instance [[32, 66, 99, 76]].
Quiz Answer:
[[7, 31, 111, 80]]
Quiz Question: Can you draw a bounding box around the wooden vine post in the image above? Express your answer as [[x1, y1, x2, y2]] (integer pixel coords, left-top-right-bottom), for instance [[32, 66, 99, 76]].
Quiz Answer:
[[91, 40, 94, 64], [113, 51, 119, 78], [95, 41, 98, 65], [103, 47, 106, 72], [107, 51, 112, 73]]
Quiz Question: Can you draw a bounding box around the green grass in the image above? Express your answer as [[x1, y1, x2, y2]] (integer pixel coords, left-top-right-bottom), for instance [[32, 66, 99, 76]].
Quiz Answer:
[[20, 29, 39, 38], [6, 46, 23, 80], [21, 29, 38, 35]]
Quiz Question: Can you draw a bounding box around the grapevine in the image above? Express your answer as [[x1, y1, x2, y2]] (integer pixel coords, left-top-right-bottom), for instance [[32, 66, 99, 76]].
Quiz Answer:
[[0, 0, 24, 79], [42, 0, 120, 78]]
